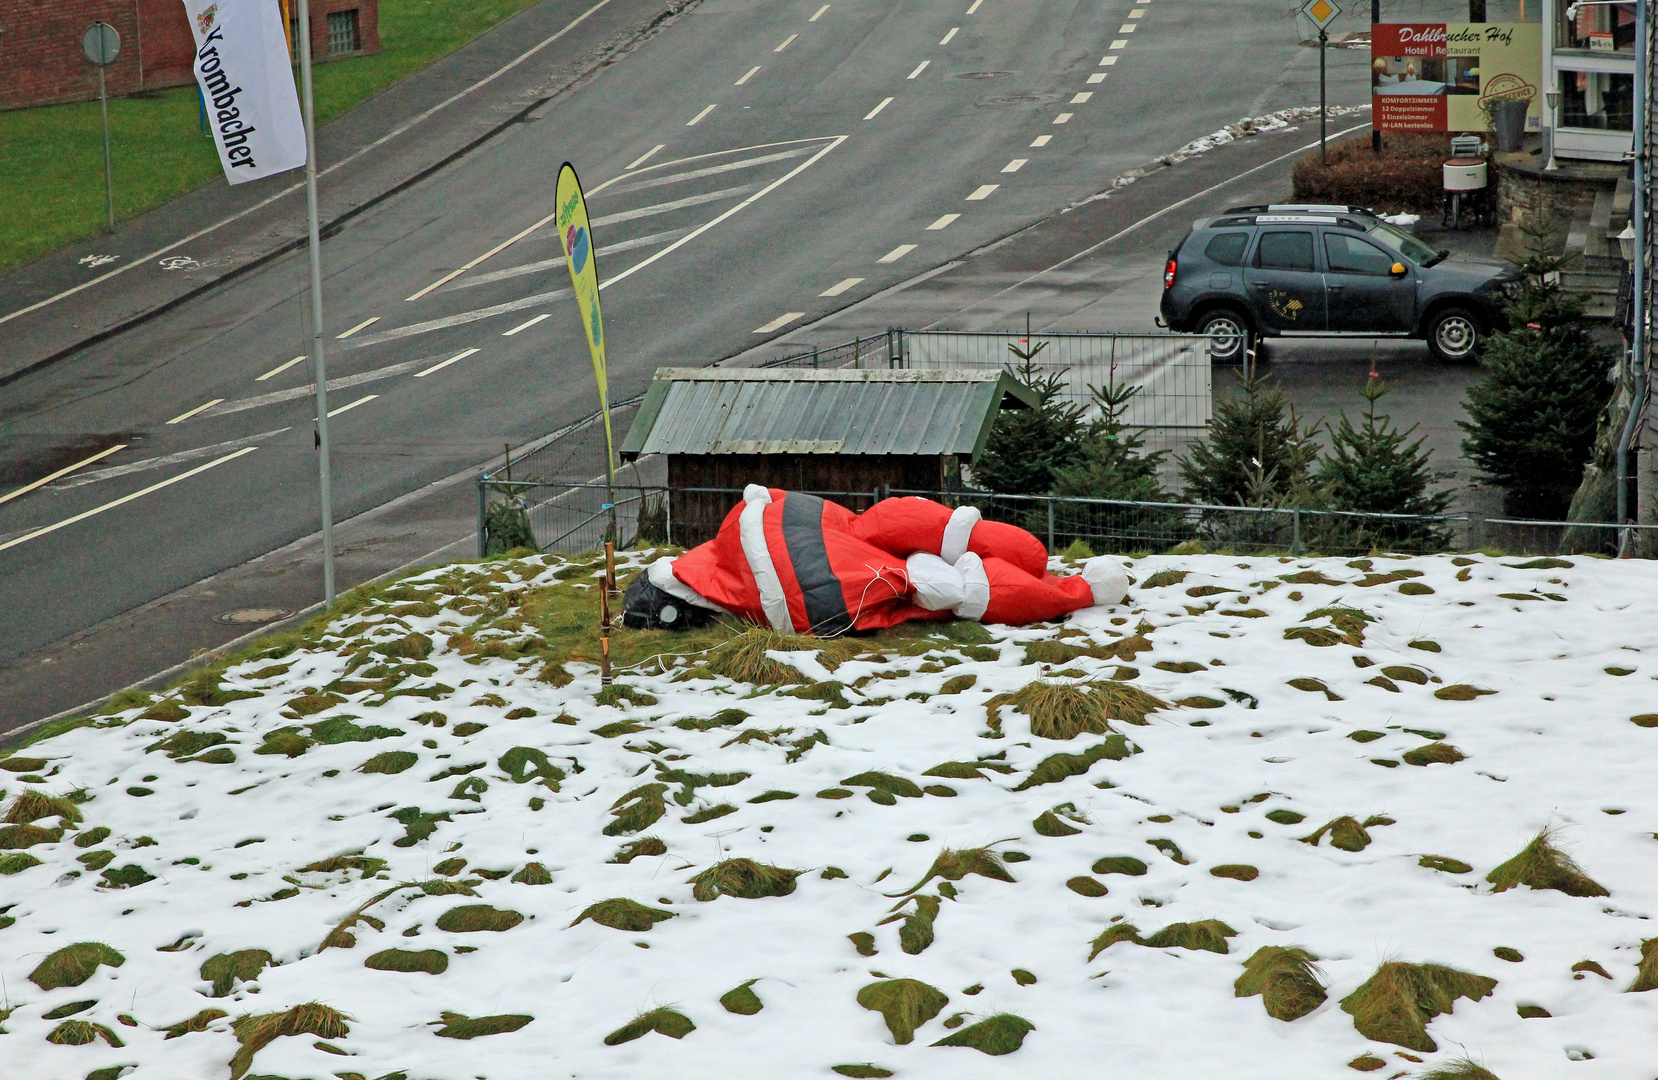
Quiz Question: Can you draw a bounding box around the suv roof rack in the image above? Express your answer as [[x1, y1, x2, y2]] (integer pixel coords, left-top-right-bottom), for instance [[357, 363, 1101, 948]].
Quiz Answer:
[[1224, 203, 1380, 218]]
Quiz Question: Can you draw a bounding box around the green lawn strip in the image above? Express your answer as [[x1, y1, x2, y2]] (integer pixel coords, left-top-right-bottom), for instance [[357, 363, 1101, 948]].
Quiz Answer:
[[0, 0, 539, 274]]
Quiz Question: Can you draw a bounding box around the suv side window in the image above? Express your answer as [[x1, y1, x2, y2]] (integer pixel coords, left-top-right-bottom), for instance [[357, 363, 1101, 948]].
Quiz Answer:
[[1255, 231, 1315, 271], [1325, 233, 1396, 276], [1204, 232, 1250, 266]]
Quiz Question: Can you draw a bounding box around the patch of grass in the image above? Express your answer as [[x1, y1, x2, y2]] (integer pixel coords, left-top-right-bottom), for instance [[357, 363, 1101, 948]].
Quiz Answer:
[[1236, 945, 1326, 1020], [508, 861, 552, 885], [987, 680, 1167, 739], [1419, 855, 1473, 874], [690, 858, 799, 901], [840, 771, 923, 804], [1349, 1054, 1386, 1071], [30, 941, 125, 989], [1012, 736, 1137, 790], [1419, 1057, 1500, 1079], [365, 948, 448, 974], [857, 978, 948, 1044], [1141, 570, 1189, 588], [1485, 828, 1608, 897], [433, 1011, 533, 1040], [1281, 570, 1342, 585], [1402, 742, 1466, 766], [1142, 919, 1237, 953], [720, 979, 764, 1015], [1338, 961, 1497, 1051], [1210, 864, 1259, 881], [572, 898, 676, 932], [1631, 714, 1658, 728], [1434, 684, 1496, 701], [0, 822, 63, 848], [604, 784, 668, 836], [1033, 810, 1082, 836], [47, 1019, 123, 1046], [1516, 1003, 1551, 1018], [604, 1006, 695, 1045], [930, 1012, 1033, 1054], [1146, 838, 1187, 864], [673, 708, 751, 731], [298, 854, 389, 879], [1491, 946, 1523, 963], [0, 852, 43, 874], [1066, 875, 1108, 896], [1573, 958, 1612, 979], [609, 837, 667, 863], [891, 846, 1015, 896], [229, 1002, 351, 1079], [594, 684, 659, 708], [359, 751, 419, 775], [683, 803, 738, 823], [201, 950, 273, 997], [1091, 855, 1148, 876], [161, 1008, 228, 1039], [1629, 936, 1658, 992], [5, 788, 83, 825], [831, 1066, 894, 1078], [41, 999, 97, 1020], [435, 904, 523, 932], [1300, 816, 1371, 852], [702, 628, 824, 684], [849, 932, 878, 957], [887, 895, 941, 954]]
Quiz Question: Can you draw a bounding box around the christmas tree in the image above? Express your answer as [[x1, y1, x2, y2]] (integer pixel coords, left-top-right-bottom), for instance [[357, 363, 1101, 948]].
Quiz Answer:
[[1317, 378, 1452, 551], [1458, 279, 1613, 518], [1052, 379, 1172, 503], [1178, 373, 1320, 508], [969, 344, 1086, 496]]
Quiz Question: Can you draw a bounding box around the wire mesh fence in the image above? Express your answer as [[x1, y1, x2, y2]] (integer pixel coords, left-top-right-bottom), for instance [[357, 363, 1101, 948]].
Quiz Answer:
[[758, 332, 898, 369], [475, 481, 1658, 560]]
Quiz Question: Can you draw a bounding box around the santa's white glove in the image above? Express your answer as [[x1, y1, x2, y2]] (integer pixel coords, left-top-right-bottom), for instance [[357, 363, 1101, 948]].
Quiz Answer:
[[1081, 557, 1130, 607]]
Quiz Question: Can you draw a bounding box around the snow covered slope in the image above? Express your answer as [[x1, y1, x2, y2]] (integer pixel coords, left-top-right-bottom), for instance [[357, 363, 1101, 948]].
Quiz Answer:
[[3, 550, 1656, 1080]]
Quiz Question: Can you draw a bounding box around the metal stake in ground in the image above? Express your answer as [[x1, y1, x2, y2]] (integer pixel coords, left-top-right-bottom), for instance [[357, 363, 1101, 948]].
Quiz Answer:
[[82, 21, 121, 231], [295, 0, 336, 604], [600, 542, 615, 686]]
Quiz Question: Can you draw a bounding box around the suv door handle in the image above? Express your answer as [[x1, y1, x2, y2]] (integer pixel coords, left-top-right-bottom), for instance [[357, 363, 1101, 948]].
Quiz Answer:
[[1327, 284, 1346, 291]]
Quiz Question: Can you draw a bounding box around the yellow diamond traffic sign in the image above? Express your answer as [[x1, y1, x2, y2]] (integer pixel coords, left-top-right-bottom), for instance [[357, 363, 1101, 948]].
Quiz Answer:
[[1302, 0, 1342, 30]]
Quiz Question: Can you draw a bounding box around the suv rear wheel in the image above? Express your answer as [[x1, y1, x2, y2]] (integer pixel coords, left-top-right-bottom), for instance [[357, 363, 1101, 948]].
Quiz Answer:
[[1195, 308, 1251, 365], [1425, 306, 1482, 363]]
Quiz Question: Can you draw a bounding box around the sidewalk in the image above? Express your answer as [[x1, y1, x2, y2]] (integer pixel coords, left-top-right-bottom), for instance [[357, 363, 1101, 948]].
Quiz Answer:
[[0, 0, 678, 386]]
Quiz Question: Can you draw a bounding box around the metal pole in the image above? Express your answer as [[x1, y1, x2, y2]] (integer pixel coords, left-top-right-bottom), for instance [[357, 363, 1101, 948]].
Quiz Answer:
[[297, 0, 335, 603], [1319, 29, 1329, 164], [1372, 0, 1382, 153], [1617, 0, 1649, 546], [96, 29, 114, 231], [600, 541, 615, 686], [477, 477, 488, 558]]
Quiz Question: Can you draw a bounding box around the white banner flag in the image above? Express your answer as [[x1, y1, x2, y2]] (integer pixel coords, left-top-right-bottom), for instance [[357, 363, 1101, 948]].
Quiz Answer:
[[183, 0, 306, 184]]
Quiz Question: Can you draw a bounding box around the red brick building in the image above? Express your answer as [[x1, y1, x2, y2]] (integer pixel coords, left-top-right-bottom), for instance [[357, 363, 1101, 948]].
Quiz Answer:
[[0, 0, 378, 111]]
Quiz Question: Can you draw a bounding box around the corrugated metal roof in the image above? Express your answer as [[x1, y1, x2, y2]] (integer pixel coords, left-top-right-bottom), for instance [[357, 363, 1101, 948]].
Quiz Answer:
[[620, 368, 1034, 460]]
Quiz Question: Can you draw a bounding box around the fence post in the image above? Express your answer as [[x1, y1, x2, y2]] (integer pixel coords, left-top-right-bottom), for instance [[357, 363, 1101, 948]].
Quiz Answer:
[[476, 478, 488, 558], [665, 487, 673, 548], [1047, 498, 1056, 552], [1291, 508, 1302, 556], [1467, 510, 1484, 552]]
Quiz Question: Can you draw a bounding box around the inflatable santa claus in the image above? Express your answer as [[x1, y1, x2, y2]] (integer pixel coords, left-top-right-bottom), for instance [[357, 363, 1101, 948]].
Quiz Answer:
[[622, 486, 1128, 634]]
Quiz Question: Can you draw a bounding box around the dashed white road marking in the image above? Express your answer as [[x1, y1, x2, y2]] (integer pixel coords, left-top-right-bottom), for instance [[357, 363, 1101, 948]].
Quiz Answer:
[[927, 213, 960, 229], [907, 60, 930, 79], [775, 33, 797, 51], [966, 184, 998, 200], [1001, 158, 1027, 173], [415, 348, 480, 378], [0, 444, 127, 507], [1030, 134, 1051, 147], [939, 27, 959, 44], [327, 395, 378, 418], [755, 312, 805, 333], [1053, 112, 1073, 124], [965, 0, 982, 11], [687, 104, 718, 125], [595, 185, 759, 226], [864, 96, 894, 119], [0, 447, 260, 556], [1118, 23, 1136, 32], [1100, 55, 1118, 65], [1129, 8, 1145, 16], [810, 4, 830, 20], [1087, 72, 1106, 83], [503, 313, 552, 336], [257, 356, 307, 381], [1071, 91, 1093, 103], [736, 66, 760, 85], [167, 399, 225, 425], [878, 244, 917, 263], [627, 144, 666, 169], [336, 317, 381, 339], [820, 277, 864, 296], [1110, 38, 1127, 48]]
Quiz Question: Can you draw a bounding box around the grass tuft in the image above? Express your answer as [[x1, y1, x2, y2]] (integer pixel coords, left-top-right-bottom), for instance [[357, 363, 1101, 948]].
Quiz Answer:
[[689, 858, 799, 901], [1418, 854, 1472, 874], [47, 1019, 123, 1046], [29, 941, 125, 989], [930, 1012, 1033, 1055], [1092, 855, 1148, 876], [571, 898, 676, 932], [1402, 742, 1466, 766], [358, 751, 419, 775], [511, 861, 553, 885], [720, 979, 764, 1015], [1235, 945, 1326, 1020], [1338, 961, 1497, 1051], [840, 771, 923, 804], [1630, 936, 1658, 992], [703, 629, 823, 684], [160, 1008, 228, 1039], [4, 788, 83, 825], [1419, 1056, 1501, 1079], [1142, 919, 1237, 953], [1485, 828, 1608, 897], [364, 948, 448, 974], [1033, 810, 1082, 836], [1012, 737, 1137, 790], [890, 845, 1015, 896], [604, 1006, 695, 1045], [229, 1002, 350, 1079], [857, 978, 948, 1044], [1210, 864, 1259, 881], [1066, 875, 1108, 896], [1300, 816, 1371, 852], [200, 950, 272, 996], [831, 1066, 894, 1078], [435, 904, 524, 932], [609, 837, 667, 863], [604, 784, 668, 836], [432, 1011, 533, 1040], [986, 680, 1167, 739]]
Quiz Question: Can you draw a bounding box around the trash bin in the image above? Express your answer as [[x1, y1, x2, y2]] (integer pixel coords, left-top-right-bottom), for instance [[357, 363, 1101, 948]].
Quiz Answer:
[[1491, 98, 1530, 152]]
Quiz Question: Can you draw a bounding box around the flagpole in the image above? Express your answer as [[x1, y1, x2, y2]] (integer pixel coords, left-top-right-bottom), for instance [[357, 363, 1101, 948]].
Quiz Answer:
[[295, 0, 335, 604]]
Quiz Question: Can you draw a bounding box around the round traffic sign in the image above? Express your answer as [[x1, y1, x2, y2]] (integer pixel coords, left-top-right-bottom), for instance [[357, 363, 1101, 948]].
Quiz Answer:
[[82, 22, 121, 66]]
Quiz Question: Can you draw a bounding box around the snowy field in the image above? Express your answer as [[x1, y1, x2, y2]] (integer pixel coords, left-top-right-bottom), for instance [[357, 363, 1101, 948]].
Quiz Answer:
[[2, 549, 1656, 1080]]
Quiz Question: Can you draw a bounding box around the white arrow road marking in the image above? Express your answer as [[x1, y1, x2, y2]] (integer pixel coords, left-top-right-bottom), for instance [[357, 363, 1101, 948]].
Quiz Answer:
[[204, 353, 460, 417], [439, 229, 693, 293], [0, 447, 260, 556], [605, 147, 816, 196]]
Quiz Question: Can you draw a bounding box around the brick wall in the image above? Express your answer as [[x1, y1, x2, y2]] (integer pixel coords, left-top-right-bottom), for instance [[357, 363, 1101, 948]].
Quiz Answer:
[[0, 0, 378, 111]]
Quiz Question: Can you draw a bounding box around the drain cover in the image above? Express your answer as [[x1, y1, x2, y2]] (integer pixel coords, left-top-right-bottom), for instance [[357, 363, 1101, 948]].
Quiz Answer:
[[216, 608, 293, 625], [956, 70, 1013, 79]]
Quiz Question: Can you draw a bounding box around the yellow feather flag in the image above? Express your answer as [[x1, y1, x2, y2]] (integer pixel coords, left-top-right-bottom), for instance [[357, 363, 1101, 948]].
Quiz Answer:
[[555, 163, 613, 485]]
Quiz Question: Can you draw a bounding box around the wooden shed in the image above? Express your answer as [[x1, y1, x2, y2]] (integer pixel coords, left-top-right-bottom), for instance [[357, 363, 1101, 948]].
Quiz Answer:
[[619, 367, 1037, 544]]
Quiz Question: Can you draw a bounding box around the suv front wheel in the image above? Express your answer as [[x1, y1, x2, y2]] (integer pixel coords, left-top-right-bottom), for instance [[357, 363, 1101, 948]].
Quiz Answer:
[[1425, 306, 1482, 363], [1196, 308, 1251, 365]]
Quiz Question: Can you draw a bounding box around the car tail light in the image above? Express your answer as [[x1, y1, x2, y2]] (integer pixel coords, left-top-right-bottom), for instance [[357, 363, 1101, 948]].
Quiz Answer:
[[1163, 258, 1177, 289]]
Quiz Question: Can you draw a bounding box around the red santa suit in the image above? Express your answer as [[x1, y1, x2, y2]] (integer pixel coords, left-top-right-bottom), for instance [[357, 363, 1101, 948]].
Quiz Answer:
[[652, 486, 1127, 633]]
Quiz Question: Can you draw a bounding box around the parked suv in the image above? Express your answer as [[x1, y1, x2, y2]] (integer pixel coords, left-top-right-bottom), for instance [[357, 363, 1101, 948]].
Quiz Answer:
[[1158, 204, 1522, 363]]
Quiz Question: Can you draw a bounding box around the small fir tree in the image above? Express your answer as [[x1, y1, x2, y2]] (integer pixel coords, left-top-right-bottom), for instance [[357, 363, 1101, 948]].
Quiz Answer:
[[969, 344, 1087, 496], [1458, 279, 1613, 518], [1317, 378, 1452, 550], [1051, 380, 1173, 503], [1178, 374, 1320, 508]]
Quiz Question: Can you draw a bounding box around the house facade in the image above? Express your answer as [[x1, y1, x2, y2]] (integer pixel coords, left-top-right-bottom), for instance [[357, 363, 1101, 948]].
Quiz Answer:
[[1543, 0, 1638, 161]]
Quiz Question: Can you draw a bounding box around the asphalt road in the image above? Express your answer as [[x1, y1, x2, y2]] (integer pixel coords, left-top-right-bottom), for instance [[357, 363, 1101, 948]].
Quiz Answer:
[[1, 0, 1383, 672]]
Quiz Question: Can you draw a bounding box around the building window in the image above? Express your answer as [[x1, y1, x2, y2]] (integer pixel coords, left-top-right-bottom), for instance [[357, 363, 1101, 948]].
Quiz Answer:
[[327, 9, 360, 54], [1559, 69, 1634, 130], [1557, 0, 1635, 53]]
